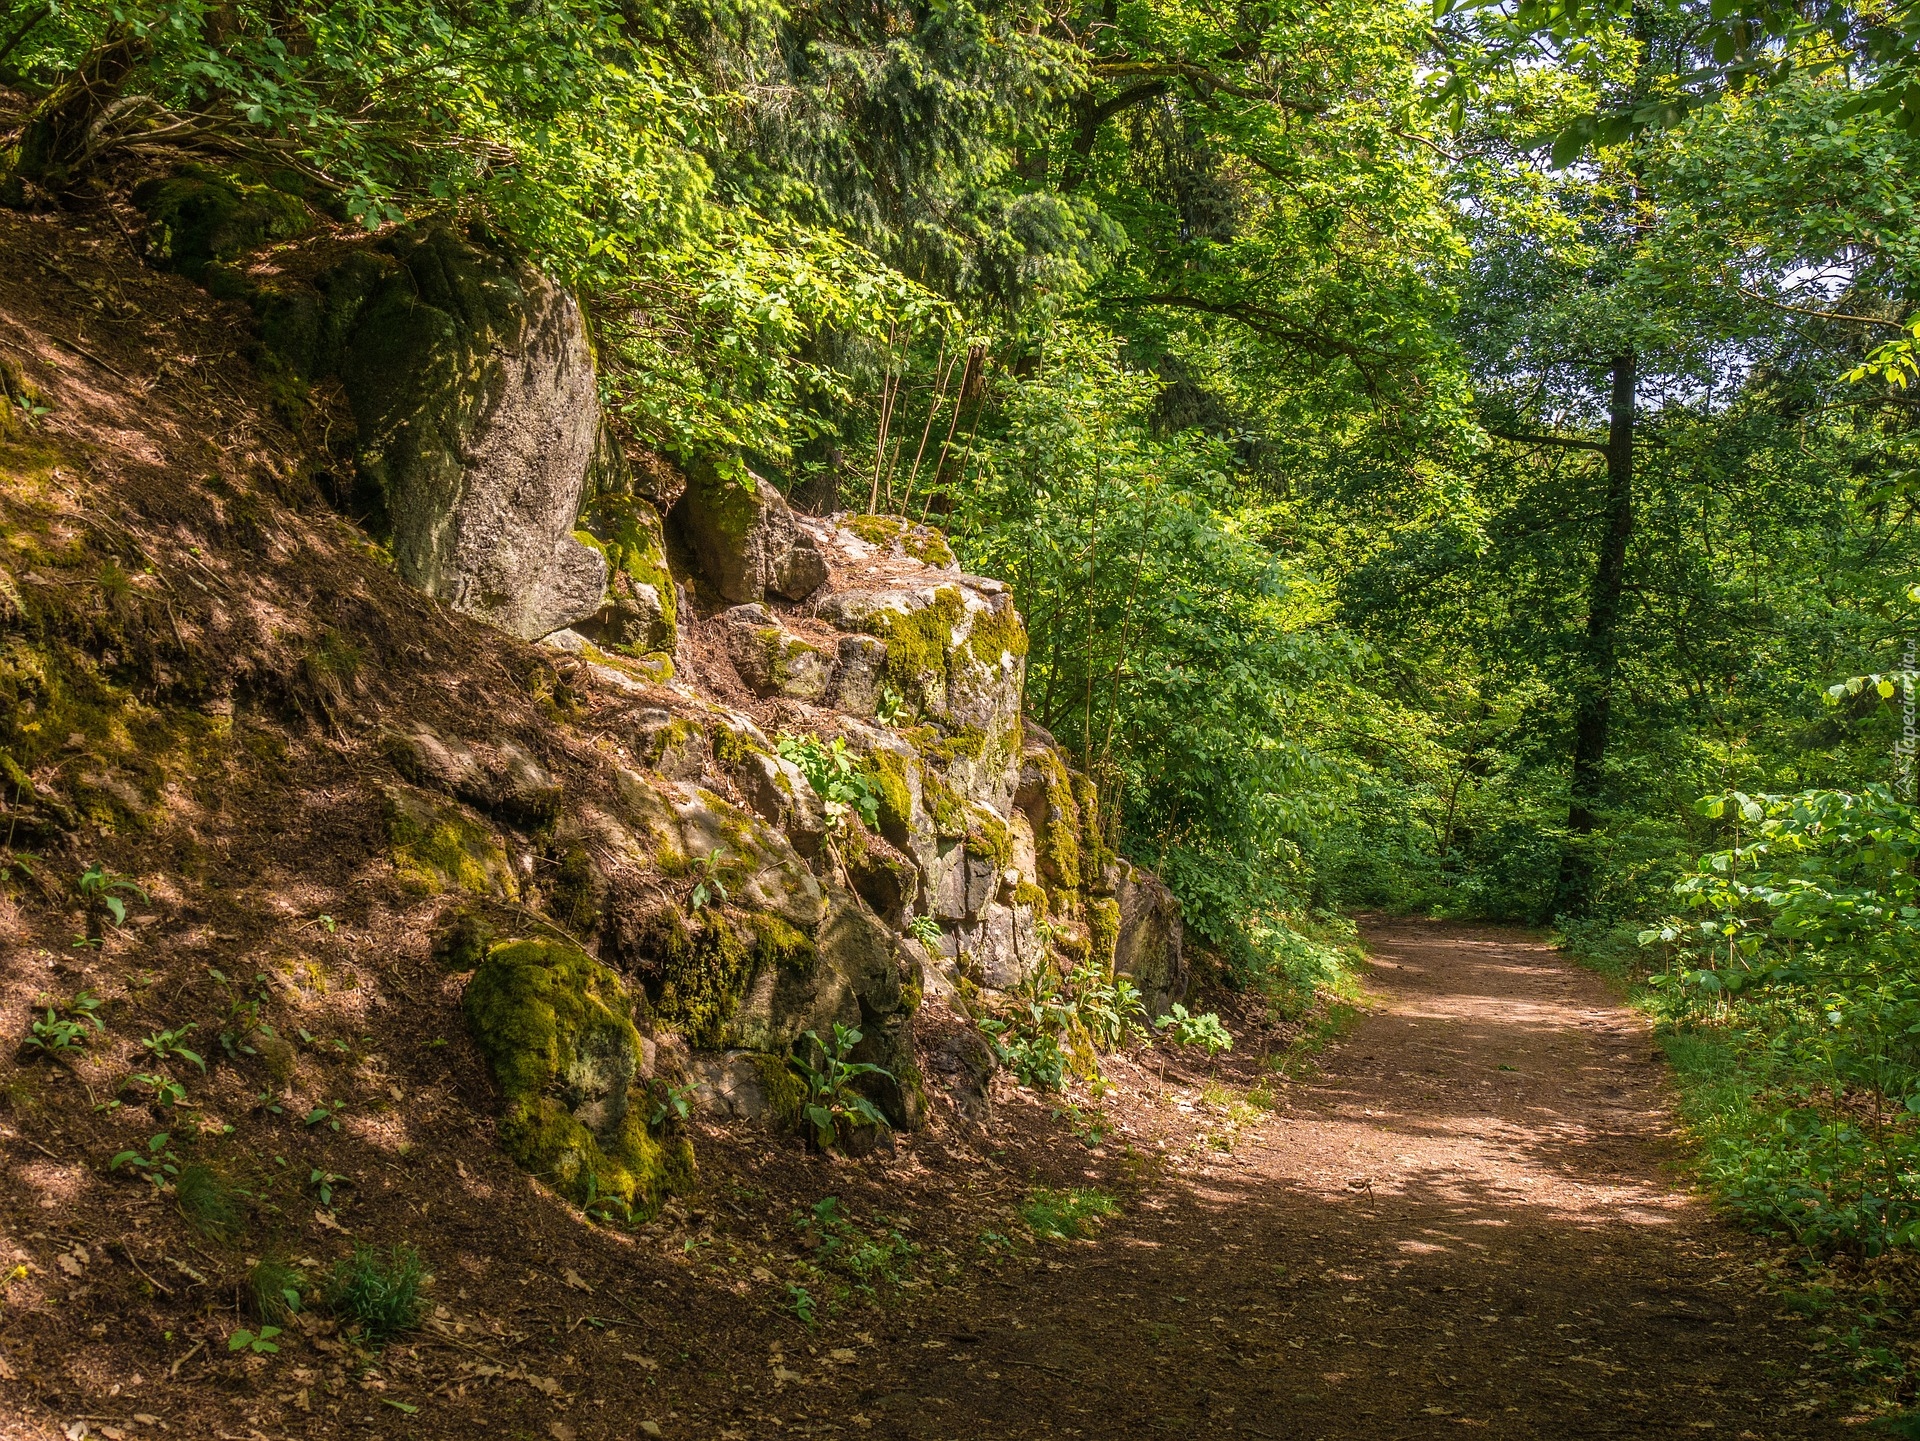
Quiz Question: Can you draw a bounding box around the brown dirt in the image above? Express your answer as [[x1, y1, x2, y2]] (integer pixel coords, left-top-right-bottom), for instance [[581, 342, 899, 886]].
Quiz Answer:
[[796, 918, 1850, 1439]]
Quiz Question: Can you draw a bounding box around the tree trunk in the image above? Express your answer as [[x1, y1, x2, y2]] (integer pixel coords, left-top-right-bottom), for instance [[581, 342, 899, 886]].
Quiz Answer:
[[6, 27, 142, 199], [1552, 350, 1636, 917]]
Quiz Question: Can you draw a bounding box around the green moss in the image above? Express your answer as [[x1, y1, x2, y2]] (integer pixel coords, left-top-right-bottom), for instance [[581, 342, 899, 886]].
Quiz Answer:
[[640, 909, 756, 1049], [922, 768, 967, 839], [858, 586, 967, 709], [132, 163, 315, 285], [920, 724, 991, 764], [966, 809, 1013, 872], [1012, 881, 1049, 916], [1074, 773, 1113, 880], [383, 787, 518, 899], [712, 725, 768, 770], [463, 940, 693, 1219], [1032, 749, 1083, 895], [965, 601, 1031, 665], [846, 514, 905, 549], [901, 529, 955, 568], [747, 913, 817, 975], [748, 1051, 808, 1132], [866, 750, 916, 843], [1088, 896, 1121, 972], [549, 843, 604, 935], [431, 908, 496, 971], [582, 494, 677, 650]]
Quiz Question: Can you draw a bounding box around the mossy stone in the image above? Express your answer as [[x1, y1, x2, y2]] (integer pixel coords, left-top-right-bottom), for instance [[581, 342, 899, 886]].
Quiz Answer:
[[463, 940, 693, 1218], [432, 908, 497, 972], [132, 163, 314, 285], [382, 786, 518, 899]]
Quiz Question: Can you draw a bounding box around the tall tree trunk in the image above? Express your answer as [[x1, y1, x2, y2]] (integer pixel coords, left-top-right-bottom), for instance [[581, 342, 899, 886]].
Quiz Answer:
[[1552, 350, 1636, 917]]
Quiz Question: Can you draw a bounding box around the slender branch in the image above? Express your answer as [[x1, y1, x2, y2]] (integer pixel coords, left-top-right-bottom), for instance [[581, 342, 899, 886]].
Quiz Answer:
[[0, 4, 50, 68], [1482, 425, 1609, 454], [1737, 287, 1907, 331]]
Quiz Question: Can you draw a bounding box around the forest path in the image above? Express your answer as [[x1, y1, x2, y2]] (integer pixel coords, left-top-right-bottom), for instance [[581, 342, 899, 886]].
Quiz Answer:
[[828, 918, 1841, 1439]]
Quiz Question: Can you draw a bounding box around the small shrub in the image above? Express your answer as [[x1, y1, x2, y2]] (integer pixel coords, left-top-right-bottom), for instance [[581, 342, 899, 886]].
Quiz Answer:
[[789, 1022, 893, 1150], [326, 1243, 428, 1343], [776, 732, 880, 829], [1155, 1004, 1233, 1055], [905, 913, 943, 947], [1021, 1186, 1120, 1241], [250, 1258, 306, 1324], [176, 1163, 246, 1241], [21, 990, 105, 1060]]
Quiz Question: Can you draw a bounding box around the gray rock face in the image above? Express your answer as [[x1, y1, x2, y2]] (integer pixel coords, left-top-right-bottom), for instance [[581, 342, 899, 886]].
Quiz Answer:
[[1112, 862, 1186, 1019], [335, 224, 607, 640], [721, 605, 834, 701], [674, 461, 824, 604]]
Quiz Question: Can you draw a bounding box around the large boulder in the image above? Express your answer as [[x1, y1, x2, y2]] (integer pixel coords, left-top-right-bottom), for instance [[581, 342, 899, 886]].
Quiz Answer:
[[1111, 862, 1186, 1018], [673, 460, 826, 604], [463, 940, 693, 1217], [328, 224, 607, 639]]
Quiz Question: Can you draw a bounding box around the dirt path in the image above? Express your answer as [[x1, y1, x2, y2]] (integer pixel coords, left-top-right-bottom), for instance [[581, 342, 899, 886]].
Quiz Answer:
[[825, 918, 1843, 1439]]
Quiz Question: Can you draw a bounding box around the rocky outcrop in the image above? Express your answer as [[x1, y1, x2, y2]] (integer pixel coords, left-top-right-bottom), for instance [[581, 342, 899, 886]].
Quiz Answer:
[[673, 460, 828, 604]]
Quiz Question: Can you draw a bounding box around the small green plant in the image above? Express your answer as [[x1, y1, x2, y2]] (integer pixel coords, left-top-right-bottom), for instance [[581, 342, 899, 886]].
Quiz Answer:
[[250, 1258, 306, 1323], [1155, 1004, 1233, 1055], [110, 1132, 181, 1188], [648, 1080, 698, 1130], [905, 913, 943, 947], [777, 732, 882, 829], [22, 990, 104, 1060], [874, 686, 910, 728], [0, 849, 39, 883], [75, 863, 148, 944], [140, 1024, 206, 1072], [1021, 1185, 1120, 1241], [794, 1196, 919, 1290], [326, 1243, 428, 1344], [308, 1168, 347, 1208], [303, 1099, 345, 1131], [789, 1023, 893, 1150], [228, 1325, 283, 1355], [176, 1163, 246, 1240], [125, 1071, 189, 1110], [787, 1282, 817, 1326], [979, 1013, 1068, 1090], [688, 849, 729, 912]]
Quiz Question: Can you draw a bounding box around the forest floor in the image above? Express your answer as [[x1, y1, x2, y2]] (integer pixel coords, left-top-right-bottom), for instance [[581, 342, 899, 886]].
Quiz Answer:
[[796, 917, 1857, 1440]]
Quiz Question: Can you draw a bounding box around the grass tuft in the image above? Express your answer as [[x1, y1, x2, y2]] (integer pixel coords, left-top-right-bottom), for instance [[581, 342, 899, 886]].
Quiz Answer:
[[175, 1163, 245, 1241], [250, 1257, 306, 1324], [1020, 1185, 1120, 1241], [326, 1243, 428, 1343]]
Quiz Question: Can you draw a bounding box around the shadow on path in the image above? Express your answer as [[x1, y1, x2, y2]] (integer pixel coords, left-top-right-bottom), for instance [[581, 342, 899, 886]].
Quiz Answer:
[[817, 917, 1847, 1441]]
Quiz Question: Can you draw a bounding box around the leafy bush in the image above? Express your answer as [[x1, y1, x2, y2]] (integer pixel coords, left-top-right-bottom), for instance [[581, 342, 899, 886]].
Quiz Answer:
[[776, 733, 880, 830], [326, 1244, 428, 1343], [1154, 1004, 1233, 1055], [789, 1023, 892, 1150], [1020, 1186, 1120, 1240]]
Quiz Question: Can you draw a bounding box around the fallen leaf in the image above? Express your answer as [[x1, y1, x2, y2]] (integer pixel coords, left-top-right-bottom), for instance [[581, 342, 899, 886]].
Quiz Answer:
[[549, 1425, 577, 1441], [622, 1353, 659, 1370], [750, 1266, 774, 1283], [829, 1348, 856, 1363], [382, 1399, 419, 1414], [773, 1366, 803, 1383], [639, 1423, 662, 1438], [57, 1254, 83, 1277], [527, 1374, 565, 1397], [132, 1417, 159, 1427], [99, 1429, 125, 1440], [563, 1268, 591, 1292]]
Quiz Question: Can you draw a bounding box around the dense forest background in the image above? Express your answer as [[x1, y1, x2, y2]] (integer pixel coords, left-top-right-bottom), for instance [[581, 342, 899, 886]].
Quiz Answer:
[[11, 0, 1920, 1250]]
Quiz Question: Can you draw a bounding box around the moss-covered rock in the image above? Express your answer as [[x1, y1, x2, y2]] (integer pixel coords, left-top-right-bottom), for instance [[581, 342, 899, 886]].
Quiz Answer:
[[132, 163, 315, 290], [463, 940, 693, 1217], [431, 907, 497, 971], [673, 459, 824, 603], [381, 785, 518, 899], [720, 606, 832, 701], [579, 493, 677, 654]]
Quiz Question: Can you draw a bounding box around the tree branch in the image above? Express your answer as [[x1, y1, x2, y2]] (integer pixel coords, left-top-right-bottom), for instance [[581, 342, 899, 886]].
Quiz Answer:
[[1483, 426, 1609, 454]]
